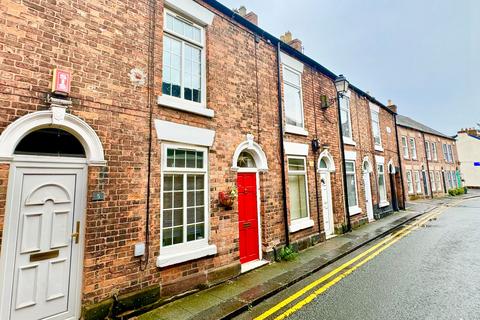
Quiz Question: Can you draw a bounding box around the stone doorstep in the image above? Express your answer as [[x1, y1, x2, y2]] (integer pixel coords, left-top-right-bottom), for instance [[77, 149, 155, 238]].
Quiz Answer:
[[140, 210, 425, 320]]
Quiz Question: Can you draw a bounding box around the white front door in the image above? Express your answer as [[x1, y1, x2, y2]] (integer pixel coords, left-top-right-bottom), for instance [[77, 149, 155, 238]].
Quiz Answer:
[[320, 172, 334, 237], [0, 163, 85, 320], [363, 172, 374, 221]]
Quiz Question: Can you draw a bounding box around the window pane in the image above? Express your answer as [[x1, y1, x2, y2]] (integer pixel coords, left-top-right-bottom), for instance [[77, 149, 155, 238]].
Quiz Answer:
[[173, 191, 183, 208], [173, 227, 183, 244], [196, 207, 205, 222], [196, 223, 205, 240], [196, 191, 204, 205], [345, 161, 355, 173], [163, 228, 173, 246], [288, 158, 305, 171], [163, 210, 173, 228], [173, 174, 183, 190], [283, 67, 300, 85], [196, 175, 204, 189], [196, 152, 204, 168], [284, 84, 303, 127], [187, 191, 195, 206], [288, 175, 308, 220], [346, 173, 358, 207], [319, 159, 327, 169], [164, 174, 173, 190], [341, 108, 351, 138], [237, 151, 256, 168], [187, 225, 195, 242], [186, 151, 196, 168], [175, 149, 186, 167], [187, 208, 195, 224], [163, 192, 172, 209]]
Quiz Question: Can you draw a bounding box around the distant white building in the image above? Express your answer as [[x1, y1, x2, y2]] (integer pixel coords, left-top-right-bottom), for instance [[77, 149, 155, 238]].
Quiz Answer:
[[456, 129, 480, 188]]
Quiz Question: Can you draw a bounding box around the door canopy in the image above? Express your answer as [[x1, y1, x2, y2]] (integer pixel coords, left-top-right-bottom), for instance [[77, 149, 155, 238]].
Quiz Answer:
[[232, 134, 268, 172], [0, 110, 105, 165], [317, 149, 335, 172]]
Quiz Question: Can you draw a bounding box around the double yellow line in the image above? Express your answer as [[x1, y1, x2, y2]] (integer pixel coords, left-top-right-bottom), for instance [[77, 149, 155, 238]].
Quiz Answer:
[[255, 207, 447, 320]]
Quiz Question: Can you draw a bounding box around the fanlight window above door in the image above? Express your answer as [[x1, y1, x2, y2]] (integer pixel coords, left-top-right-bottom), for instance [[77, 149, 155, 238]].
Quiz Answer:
[[15, 128, 86, 158], [319, 159, 328, 169], [237, 151, 256, 168]]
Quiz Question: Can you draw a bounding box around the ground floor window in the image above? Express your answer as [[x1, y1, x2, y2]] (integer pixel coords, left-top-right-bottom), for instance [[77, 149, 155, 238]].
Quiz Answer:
[[436, 171, 442, 191], [288, 157, 309, 221], [345, 161, 358, 208], [162, 145, 207, 248], [430, 171, 436, 192], [406, 171, 414, 194], [377, 163, 387, 203], [414, 171, 422, 194]]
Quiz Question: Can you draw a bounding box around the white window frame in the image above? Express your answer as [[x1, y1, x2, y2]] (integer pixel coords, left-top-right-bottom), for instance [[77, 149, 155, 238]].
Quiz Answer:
[[414, 171, 422, 194], [345, 160, 361, 215], [432, 143, 438, 161], [377, 163, 389, 207], [370, 104, 382, 151], [402, 136, 409, 159], [406, 170, 414, 194], [158, 9, 214, 118], [340, 93, 355, 145], [283, 65, 306, 135], [436, 171, 442, 191], [157, 142, 217, 267], [430, 170, 436, 192], [425, 141, 431, 160], [447, 144, 454, 163], [287, 156, 313, 232], [442, 144, 449, 162], [409, 138, 417, 160]]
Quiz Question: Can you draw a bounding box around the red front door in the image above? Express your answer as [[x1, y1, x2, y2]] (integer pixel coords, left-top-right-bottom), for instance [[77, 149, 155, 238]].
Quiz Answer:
[[237, 172, 259, 264]]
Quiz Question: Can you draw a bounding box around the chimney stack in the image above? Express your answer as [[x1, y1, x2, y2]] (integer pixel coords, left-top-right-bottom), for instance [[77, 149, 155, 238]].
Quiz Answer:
[[280, 31, 303, 52], [236, 6, 258, 26], [458, 127, 480, 137], [387, 99, 398, 114]]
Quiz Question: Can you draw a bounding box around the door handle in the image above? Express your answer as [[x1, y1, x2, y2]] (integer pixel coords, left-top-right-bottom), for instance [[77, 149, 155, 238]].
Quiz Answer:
[[71, 221, 80, 244]]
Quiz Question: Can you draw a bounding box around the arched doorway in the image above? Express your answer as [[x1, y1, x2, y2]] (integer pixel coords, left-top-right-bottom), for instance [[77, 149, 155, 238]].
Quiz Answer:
[[232, 135, 268, 272], [0, 110, 105, 320], [317, 150, 336, 237], [362, 157, 375, 221]]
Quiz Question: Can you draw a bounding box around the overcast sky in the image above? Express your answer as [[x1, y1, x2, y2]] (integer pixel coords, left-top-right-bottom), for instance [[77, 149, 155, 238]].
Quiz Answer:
[[220, 0, 480, 136]]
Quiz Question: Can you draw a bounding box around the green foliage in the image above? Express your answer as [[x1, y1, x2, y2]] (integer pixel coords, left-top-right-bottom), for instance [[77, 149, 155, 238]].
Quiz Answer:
[[448, 187, 465, 196], [276, 245, 298, 262]]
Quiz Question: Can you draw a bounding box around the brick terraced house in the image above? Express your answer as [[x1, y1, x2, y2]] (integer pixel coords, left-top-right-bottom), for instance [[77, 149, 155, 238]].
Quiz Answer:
[[0, 0, 445, 319], [397, 115, 460, 200]]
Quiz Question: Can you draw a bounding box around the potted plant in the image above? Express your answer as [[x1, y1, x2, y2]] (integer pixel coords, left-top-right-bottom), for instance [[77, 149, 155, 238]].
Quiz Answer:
[[219, 186, 237, 209]]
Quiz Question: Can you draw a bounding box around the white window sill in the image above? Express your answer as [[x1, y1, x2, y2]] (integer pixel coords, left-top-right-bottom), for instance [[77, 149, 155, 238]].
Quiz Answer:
[[379, 200, 390, 208], [157, 95, 214, 118], [156, 244, 217, 268], [289, 218, 314, 233], [285, 125, 308, 136], [343, 137, 356, 146], [374, 145, 384, 152], [349, 205, 362, 216]]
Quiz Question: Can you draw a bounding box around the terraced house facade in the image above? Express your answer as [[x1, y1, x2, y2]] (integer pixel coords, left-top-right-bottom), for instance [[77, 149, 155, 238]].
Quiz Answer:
[[397, 115, 460, 200], [0, 0, 426, 319]]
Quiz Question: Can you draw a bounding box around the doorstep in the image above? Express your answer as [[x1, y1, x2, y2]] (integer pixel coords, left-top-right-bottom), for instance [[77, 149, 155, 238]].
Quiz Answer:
[[139, 209, 426, 320], [241, 260, 269, 273]]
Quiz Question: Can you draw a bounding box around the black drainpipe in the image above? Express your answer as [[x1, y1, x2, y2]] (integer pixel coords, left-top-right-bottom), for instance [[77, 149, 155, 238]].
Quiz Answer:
[[394, 115, 406, 210], [276, 42, 290, 247], [336, 92, 352, 232]]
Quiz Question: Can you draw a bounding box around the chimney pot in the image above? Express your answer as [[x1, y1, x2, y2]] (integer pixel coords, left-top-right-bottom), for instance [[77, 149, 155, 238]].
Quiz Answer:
[[280, 31, 302, 52], [238, 6, 247, 16]]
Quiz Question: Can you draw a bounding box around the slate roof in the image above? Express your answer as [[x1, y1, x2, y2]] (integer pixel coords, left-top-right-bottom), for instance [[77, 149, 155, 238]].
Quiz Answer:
[[396, 115, 454, 140]]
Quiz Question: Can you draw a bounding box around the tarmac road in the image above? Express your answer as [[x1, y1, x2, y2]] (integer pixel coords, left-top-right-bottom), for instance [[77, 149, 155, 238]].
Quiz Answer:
[[239, 197, 480, 320]]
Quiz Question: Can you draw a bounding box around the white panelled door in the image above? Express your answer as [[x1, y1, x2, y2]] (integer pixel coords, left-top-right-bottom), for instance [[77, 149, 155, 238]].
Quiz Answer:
[[320, 172, 334, 237], [363, 172, 374, 222], [1, 165, 85, 320]]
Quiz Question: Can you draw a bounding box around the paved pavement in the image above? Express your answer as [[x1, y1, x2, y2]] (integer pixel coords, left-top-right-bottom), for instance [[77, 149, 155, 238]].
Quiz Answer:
[[139, 192, 479, 320], [238, 196, 480, 320]]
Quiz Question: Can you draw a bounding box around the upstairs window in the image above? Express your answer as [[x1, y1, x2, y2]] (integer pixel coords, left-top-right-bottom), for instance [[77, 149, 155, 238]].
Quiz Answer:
[[442, 144, 449, 162], [401, 136, 409, 159], [447, 144, 454, 163], [425, 141, 431, 160], [283, 66, 304, 129], [409, 138, 417, 160], [432, 143, 438, 161], [340, 95, 353, 140], [371, 110, 381, 147], [162, 11, 204, 103]]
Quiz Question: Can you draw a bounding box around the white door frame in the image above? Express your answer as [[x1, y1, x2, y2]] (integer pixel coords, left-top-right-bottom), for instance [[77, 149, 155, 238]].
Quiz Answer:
[[319, 170, 334, 237], [362, 157, 374, 222], [0, 156, 88, 320]]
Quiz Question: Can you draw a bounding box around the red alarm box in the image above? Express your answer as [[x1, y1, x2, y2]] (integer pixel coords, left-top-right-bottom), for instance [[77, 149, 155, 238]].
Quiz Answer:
[[51, 68, 71, 95]]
